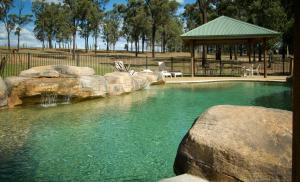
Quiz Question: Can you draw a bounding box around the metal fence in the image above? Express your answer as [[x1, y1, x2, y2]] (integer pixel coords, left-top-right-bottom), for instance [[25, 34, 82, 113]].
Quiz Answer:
[[0, 53, 292, 78]]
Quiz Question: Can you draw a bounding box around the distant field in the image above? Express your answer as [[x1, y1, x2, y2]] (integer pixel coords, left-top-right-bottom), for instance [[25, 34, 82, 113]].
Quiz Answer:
[[0, 47, 191, 58]]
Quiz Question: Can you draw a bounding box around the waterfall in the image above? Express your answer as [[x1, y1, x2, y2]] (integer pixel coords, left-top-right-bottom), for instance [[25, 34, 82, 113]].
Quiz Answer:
[[62, 94, 72, 104], [41, 92, 58, 107], [144, 82, 151, 90]]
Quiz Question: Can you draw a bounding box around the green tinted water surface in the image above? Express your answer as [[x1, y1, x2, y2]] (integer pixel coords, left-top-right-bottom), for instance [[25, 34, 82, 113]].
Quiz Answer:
[[0, 82, 292, 182]]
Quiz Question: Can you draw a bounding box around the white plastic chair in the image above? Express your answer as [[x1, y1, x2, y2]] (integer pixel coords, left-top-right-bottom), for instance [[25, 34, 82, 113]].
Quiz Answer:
[[158, 62, 172, 78], [245, 64, 260, 76], [114, 61, 136, 76]]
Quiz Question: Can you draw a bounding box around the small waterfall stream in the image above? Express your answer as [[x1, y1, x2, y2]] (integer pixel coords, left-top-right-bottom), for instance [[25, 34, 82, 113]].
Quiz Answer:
[[62, 94, 72, 104], [41, 92, 58, 107]]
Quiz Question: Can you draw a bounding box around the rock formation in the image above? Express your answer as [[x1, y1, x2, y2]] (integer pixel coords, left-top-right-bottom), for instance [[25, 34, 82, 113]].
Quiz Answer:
[[3, 65, 164, 108], [0, 77, 7, 107], [174, 105, 292, 182]]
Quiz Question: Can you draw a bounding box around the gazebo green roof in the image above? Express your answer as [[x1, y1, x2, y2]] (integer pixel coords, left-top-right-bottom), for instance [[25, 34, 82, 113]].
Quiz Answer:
[[181, 16, 280, 40]]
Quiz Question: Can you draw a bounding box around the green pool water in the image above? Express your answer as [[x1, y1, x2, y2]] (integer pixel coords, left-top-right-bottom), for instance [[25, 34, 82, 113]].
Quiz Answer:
[[0, 82, 292, 182]]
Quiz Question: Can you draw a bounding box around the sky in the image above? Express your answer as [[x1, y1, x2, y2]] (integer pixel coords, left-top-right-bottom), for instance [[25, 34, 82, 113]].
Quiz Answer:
[[0, 0, 195, 50]]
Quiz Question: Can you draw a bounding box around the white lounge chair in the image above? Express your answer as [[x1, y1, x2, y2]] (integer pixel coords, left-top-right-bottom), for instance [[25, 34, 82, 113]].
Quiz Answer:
[[245, 64, 261, 76], [114, 61, 136, 76], [158, 61, 172, 78], [172, 71, 183, 78]]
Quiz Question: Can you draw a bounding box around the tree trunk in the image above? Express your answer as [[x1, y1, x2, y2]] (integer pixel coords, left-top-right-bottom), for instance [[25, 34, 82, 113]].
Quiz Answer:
[[239, 45, 243, 56], [202, 9, 207, 23], [94, 34, 98, 54], [230, 46, 232, 60], [259, 44, 262, 62], [42, 39, 45, 50], [126, 38, 129, 52], [72, 30, 76, 58], [161, 36, 163, 53], [253, 45, 256, 62], [106, 38, 109, 51], [7, 30, 10, 50], [151, 24, 156, 58], [162, 28, 166, 53], [234, 45, 237, 60], [216, 45, 222, 60], [202, 45, 206, 68], [248, 44, 252, 63], [137, 39, 140, 53], [85, 36, 88, 53], [142, 35, 145, 53], [48, 35, 52, 49], [17, 33, 20, 51], [135, 39, 138, 57]]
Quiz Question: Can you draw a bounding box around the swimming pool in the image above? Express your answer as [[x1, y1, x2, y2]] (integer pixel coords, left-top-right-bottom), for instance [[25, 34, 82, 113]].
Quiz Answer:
[[0, 82, 292, 181]]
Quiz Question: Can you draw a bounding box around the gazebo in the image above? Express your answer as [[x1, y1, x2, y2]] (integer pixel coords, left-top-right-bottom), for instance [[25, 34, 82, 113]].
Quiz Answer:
[[181, 16, 280, 78]]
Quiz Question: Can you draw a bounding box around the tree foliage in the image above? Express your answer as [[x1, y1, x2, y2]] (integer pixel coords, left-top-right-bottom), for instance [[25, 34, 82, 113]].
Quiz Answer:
[[182, 0, 294, 53], [14, 0, 32, 51], [146, 0, 179, 57], [32, 0, 70, 49], [102, 5, 121, 51]]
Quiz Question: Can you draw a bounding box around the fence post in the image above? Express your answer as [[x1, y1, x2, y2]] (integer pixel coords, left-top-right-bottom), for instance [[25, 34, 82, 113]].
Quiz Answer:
[[283, 57, 285, 75], [290, 57, 294, 76], [219, 59, 222, 76], [27, 53, 31, 69], [171, 57, 174, 72], [146, 56, 148, 69], [76, 54, 80, 66]]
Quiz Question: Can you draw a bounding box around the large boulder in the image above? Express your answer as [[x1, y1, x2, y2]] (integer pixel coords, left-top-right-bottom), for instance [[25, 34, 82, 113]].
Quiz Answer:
[[104, 72, 138, 95], [174, 105, 292, 182], [20, 65, 95, 78], [136, 72, 165, 85], [79, 75, 107, 98], [0, 77, 7, 107]]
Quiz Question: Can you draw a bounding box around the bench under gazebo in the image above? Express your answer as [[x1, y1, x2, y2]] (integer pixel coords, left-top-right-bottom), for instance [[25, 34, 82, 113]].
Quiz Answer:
[[181, 16, 280, 78]]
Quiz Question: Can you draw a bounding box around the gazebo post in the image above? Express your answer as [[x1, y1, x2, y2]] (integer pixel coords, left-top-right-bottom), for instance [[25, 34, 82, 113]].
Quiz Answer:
[[190, 41, 195, 77], [234, 45, 237, 60], [248, 40, 252, 63], [263, 38, 267, 78], [253, 44, 256, 62]]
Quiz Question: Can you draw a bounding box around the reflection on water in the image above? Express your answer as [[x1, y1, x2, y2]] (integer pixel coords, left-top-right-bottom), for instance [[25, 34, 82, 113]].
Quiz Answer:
[[254, 90, 292, 111], [0, 82, 292, 181]]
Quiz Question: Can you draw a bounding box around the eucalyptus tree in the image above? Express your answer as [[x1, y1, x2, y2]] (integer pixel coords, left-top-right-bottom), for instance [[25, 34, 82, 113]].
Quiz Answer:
[[196, 0, 218, 66], [64, 0, 91, 55], [32, 0, 46, 49], [102, 5, 121, 51], [0, 0, 12, 20], [79, 1, 94, 53], [92, 0, 108, 53], [115, 3, 129, 51], [14, 0, 33, 51], [54, 5, 72, 49], [3, 14, 16, 50], [145, 0, 179, 57], [89, 3, 103, 53], [182, 3, 202, 31], [33, 1, 71, 49], [122, 0, 150, 56], [0, 0, 15, 50], [163, 17, 183, 52]]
